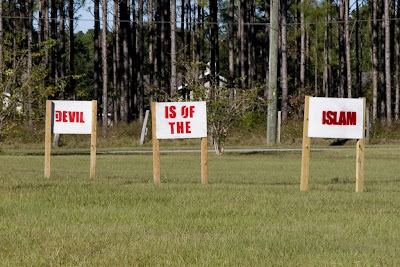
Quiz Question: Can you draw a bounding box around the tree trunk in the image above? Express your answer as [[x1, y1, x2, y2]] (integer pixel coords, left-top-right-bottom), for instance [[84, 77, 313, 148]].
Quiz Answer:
[[171, 0, 177, 97], [209, 0, 218, 87], [102, 0, 108, 134], [68, 0, 75, 99], [281, 0, 288, 120], [149, 0, 155, 93], [181, 0, 185, 61], [113, 0, 120, 124], [248, 0, 255, 86], [44, 0, 49, 69], [51, 0, 57, 82], [27, 0, 33, 124], [344, 0, 352, 98], [384, 0, 392, 123], [228, 0, 234, 96], [195, 1, 202, 81], [371, 0, 378, 121], [338, 0, 345, 98], [155, 1, 161, 91], [236, 0, 242, 84], [264, 0, 270, 100], [300, 0, 305, 92], [38, 1, 43, 44], [131, 1, 137, 118], [379, 0, 386, 119], [267, 0, 279, 145], [185, 0, 191, 61], [120, 0, 130, 122], [239, 0, 248, 87], [138, 0, 145, 120], [0, 0, 3, 83], [338, 0, 346, 97], [355, 0, 361, 97], [59, 0, 66, 98], [323, 1, 332, 97], [395, 0, 400, 120], [94, 0, 100, 104]]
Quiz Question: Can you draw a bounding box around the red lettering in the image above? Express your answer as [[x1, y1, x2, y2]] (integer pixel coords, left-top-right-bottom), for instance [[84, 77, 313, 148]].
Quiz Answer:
[[62, 111, 67, 122], [169, 106, 176, 118], [169, 122, 175, 134], [338, 111, 346, 125], [55, 111, 62, 122], [189, 106, 195, 118], [68, 111, 76, 122], [79, 112, 85, 123], [327, 111, 334, 125], [347, 112, 356, 125], [177, 122, 184, 133], [322, 111, 327, 124], [182, 106, 188, 118], [186, 121, 191, 133], [54, 110, 85, 123], [332, 111, 338, 125], [323, 110, 357, 126], [165, 106, 176, 118]]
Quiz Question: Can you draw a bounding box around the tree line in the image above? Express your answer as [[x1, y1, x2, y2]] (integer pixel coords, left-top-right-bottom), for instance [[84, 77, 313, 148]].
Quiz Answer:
[[1, 0, 400, 137]]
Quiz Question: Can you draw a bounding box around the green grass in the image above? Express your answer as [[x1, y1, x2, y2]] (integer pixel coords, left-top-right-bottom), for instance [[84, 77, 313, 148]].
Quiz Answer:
[[1, 147, 400, 265]]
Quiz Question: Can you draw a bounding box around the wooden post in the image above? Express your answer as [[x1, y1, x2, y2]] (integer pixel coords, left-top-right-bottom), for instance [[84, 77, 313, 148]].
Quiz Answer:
[[152, 102, 161, 184], [300, 96, 311, 191], [90, 100, 97, 179], [356, 97, 366, 192], [44, 100, 52, 178], [201, 137, 208, 184]]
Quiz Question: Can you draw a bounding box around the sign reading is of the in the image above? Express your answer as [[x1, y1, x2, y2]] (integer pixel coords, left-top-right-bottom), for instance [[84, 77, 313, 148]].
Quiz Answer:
[[155, 102, 207, 139]]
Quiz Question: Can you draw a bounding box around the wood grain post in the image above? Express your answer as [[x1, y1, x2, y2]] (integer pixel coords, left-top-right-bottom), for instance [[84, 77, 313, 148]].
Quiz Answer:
[[90, 100, 97, 179], [152, 102, 161, 184], [300, 96, 311, 191], [44, 100, 52, 178], [201, 137, 208, 184], [356, 97, 366, 192]]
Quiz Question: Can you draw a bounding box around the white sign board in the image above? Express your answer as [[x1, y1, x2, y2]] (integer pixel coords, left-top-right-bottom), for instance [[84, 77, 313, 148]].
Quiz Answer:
[[155, 102, 207, 139], [52, 101, 93, 134], [308, 97, 364, 139]]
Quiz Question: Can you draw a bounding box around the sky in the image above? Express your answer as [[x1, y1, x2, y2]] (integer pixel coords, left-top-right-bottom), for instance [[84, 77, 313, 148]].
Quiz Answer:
[[74, 0, 361, 33], [75, 1, 96, 33]]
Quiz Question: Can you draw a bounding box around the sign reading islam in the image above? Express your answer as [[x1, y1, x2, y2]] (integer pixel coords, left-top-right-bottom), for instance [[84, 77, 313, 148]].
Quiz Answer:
[[308, 97, 364, 139], [51, 101, 92, 134], [155, 101, 207, 139]]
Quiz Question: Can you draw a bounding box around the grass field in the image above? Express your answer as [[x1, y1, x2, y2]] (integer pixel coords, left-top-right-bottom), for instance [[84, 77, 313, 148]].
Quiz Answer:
[[1, 146, 400, 266]]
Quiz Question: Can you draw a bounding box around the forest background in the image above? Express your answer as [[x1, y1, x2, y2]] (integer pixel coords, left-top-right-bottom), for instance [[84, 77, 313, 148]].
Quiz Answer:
[[0, 0, 399, 150]]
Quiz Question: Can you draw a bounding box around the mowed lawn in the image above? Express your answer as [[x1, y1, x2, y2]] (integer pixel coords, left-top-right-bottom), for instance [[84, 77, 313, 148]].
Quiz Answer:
[[1, 147, 400, 266]]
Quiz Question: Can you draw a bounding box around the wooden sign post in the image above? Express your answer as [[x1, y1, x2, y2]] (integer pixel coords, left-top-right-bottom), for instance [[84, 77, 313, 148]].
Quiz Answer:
[[152, 102, 161, 184], [300, 96, 311, 191], [44, 100, 97, 178], [44, 100, 52, 178], [152, 101, 208, 184], [356, 98, 366, 192], [300, 96, 366, 192]]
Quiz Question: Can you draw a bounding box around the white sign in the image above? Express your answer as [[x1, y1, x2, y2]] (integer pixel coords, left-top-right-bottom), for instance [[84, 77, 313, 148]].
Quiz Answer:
[[52, 101, 93, 134], [308, 97, 364, 139], [155, 102, 207, 139]]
